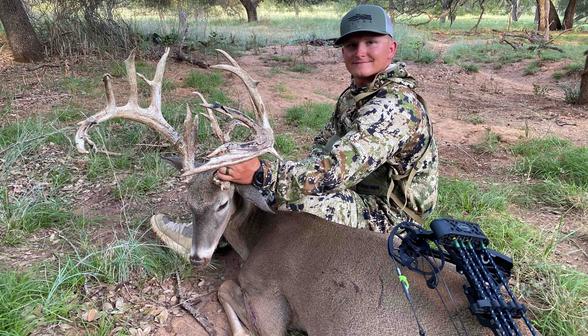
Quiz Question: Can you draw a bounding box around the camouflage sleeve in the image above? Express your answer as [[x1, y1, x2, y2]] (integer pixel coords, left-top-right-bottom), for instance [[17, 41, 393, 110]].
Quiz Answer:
[[263, 89, 425, 204]]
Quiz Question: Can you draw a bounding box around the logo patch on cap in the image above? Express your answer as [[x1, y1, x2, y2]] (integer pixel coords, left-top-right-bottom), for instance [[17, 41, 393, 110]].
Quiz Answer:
[[347, 14, 372, 22]]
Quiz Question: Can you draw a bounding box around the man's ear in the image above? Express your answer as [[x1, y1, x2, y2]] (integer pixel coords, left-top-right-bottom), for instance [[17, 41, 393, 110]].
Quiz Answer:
[[388, 39, 398, 60], [161, 154, 183, 171]]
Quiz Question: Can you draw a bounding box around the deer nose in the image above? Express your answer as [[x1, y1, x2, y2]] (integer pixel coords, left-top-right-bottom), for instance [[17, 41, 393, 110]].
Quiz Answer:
[[190, 254, 210, 267]]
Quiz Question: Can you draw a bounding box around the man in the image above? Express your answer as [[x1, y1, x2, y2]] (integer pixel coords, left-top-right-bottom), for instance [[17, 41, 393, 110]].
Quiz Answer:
[[152, 4, 438, 259]]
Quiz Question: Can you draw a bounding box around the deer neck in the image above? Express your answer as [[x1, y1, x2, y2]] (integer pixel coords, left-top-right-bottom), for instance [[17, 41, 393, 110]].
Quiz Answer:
[[223, 200, 265, 261]]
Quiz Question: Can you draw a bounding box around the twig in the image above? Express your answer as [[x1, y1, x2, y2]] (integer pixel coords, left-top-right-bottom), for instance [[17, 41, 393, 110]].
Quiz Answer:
[[27, 64, 61, 71], [569, 239, 588, 258], [175, 271, 217, 336]]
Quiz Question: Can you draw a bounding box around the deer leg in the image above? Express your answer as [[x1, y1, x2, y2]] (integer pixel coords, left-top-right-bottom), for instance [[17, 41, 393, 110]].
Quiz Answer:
[[219, 280, 290, 336], [218, 280, 253, 336]]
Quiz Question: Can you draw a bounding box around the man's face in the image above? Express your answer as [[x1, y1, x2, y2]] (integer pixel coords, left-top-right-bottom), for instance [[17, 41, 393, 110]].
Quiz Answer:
[[341, 33, 397, 87]]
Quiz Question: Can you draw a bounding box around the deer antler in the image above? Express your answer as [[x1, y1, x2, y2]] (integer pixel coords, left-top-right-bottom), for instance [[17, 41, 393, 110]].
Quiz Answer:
[[181, 49, 280, 177], [77, 48, 279, 178], [75, 47, 197, 171]]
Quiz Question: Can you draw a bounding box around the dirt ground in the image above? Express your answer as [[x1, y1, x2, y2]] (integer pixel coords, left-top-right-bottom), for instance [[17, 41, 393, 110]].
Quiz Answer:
[[1, 40, 587, 335]]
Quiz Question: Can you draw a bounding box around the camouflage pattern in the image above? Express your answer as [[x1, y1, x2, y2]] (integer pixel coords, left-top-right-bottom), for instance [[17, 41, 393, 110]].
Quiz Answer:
[[259, 63, 438, 233]]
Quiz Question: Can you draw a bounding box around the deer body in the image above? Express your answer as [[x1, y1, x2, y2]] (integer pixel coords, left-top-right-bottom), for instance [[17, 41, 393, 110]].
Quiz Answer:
[[186, 173, 490, 336]]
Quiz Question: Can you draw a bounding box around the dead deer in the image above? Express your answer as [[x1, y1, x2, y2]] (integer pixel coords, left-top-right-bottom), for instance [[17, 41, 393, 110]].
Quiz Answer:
[[76, 48, 502, 336]]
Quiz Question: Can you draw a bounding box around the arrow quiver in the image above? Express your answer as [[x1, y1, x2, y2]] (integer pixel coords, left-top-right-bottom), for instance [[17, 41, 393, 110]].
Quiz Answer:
[[387, 219, 537, 336]]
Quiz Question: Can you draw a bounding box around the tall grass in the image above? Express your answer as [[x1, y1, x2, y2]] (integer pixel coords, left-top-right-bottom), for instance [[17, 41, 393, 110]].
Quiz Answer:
[[512, 137, 588, 187]]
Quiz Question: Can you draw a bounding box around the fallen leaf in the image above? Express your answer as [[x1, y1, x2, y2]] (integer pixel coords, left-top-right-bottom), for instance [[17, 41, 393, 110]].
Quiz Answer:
[[155, 308, 169, 324], [83, 308, 98, 322]]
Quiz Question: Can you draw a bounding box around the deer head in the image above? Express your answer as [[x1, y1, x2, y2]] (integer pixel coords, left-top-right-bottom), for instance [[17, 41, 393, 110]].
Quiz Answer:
[[77, 47, 279, 265]]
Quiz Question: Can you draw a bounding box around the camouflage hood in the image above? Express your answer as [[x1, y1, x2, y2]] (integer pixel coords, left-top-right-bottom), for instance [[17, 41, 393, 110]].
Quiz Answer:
[[350, 62, 417, 95]]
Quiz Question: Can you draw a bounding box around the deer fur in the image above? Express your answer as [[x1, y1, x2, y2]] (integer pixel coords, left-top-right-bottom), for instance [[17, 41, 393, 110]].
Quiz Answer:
[[183, 170, 492, 336]]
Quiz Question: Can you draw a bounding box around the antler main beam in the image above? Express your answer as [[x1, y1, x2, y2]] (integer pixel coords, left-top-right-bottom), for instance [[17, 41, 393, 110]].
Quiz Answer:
[[75, 48, 197, 171], [76, 48, 279, 179]]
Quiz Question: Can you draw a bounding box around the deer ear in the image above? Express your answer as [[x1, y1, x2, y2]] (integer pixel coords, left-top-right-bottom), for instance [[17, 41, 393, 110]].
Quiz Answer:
[[161, 154, 184, 171], [162, 154, 206, 172], [235, 185, 274, 213]]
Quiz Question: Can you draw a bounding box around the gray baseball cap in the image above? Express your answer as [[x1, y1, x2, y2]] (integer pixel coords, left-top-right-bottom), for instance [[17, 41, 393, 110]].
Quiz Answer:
[[335, 5, 394, 46]]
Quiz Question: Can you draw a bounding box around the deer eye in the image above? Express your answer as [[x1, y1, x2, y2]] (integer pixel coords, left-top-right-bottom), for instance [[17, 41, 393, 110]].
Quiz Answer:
[[217, 200, 229, 211]]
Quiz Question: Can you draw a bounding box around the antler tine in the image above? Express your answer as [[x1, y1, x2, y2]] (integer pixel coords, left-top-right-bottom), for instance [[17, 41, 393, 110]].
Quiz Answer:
[[181, 49, 281, 177], [211, 49, 271, 130], [76, 48, 197, 172], [194, 91, 226, 143]]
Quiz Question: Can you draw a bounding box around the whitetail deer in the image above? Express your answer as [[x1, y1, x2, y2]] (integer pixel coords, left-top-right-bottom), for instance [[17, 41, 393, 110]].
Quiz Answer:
[[76, 48, 518, 336]]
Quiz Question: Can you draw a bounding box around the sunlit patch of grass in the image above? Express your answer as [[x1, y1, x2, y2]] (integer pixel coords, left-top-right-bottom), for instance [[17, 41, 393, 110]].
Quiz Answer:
[[285, 102, 332, 131]]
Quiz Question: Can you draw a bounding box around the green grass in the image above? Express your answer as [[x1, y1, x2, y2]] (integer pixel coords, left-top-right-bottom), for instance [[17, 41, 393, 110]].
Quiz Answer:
[[58, 76, 100, 96], [552, 62, 584, 80], [461, 63, 480, 73], [285, 102, 332, 131], [184, 70, 224, 94], [113, 174, 161, 200], [562, 85, 581, 104], [0, 118, 70, 171], [275, 134, 297, 158], [511, 137, 588, 211], [0, 187, 83, 245], [288, 63, 316, 73], [444, 41, 535, 66], [0, 268, 79, 335], [524, 60, 541, 75], [472, 129, 501, 153], [514, 179, 588, 210], [466, 114, 484, 125], [512, 137, 588, 187], [74, 225, 189, 283]]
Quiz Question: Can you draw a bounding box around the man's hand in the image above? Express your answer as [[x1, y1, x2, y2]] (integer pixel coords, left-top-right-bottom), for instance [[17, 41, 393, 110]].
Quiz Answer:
[[216, 157, 260, 185]]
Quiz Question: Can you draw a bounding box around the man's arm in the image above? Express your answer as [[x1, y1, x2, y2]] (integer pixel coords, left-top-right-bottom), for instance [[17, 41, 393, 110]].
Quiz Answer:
[[266, 90, 426, 204]]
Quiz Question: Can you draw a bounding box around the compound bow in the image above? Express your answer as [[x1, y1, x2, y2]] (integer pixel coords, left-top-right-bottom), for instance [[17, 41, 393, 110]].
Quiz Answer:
[[388, 218, 538, 336]]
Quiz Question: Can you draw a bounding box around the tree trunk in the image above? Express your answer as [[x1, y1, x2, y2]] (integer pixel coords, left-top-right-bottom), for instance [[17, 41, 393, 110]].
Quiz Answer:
[[239, 0, 260, 22], [0, 0, 44, 62], [439, 0, 452, 23], [537, 0, 551, 41], [563, 0, 577, 30], [510, 0, 520, 22], [579, 50, 588, 105], [548, 0, 562, 30]]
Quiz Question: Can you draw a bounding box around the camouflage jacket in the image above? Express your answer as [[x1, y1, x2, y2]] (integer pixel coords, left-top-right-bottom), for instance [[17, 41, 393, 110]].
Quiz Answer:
[[262, 63, 438, 219]]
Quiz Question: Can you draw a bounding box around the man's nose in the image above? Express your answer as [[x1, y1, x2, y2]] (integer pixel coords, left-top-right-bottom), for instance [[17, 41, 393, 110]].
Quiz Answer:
[[354, 43, 368, 56]]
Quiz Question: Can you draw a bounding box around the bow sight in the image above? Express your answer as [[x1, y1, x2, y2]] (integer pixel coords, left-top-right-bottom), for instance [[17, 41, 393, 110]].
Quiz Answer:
[[388, 218, 537, 336]]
